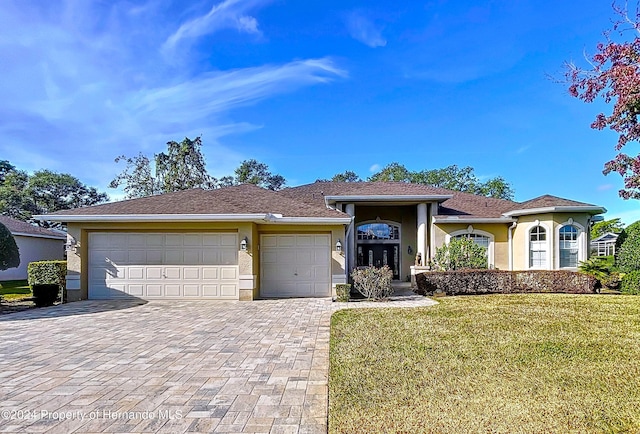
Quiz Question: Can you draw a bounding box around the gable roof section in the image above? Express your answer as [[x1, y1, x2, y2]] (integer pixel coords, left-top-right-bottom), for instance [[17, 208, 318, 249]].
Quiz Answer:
[[40, 184, 350, 224], [503, 194, 605, 217], [284, 182, 518, 221], [0, 215, 66, 240]]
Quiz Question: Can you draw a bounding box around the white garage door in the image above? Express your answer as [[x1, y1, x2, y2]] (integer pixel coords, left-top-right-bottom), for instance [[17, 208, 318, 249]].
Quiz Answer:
[[261, 234, 331, 297], [88, 232, 239, 300]]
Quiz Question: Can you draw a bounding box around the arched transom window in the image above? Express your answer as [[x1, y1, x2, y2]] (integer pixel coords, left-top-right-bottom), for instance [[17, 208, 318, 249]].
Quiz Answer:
[[357, 223, 400, 241], [453, 233, 490, 251], [529, 226, 547, 268], [559, 225, 579, 268]]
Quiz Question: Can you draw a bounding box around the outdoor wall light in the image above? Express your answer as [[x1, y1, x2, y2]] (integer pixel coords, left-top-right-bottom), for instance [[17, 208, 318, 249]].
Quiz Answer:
[[65, 239, 78, 253], [407, 245, 413, 255], [335, 239, 342, 253], [240, 237, 248, 251]]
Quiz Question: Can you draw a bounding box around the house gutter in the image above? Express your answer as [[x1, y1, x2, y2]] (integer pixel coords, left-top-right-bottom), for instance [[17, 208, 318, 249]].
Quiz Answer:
[[33, 213, 351, 225], [433, 217, 516, 224], [502, 206, 606, 217], [10, 232, 66, 240], [508, 221, 517, 271]]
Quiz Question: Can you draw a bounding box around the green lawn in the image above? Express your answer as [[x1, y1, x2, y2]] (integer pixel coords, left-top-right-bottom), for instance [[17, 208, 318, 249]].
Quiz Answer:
[[0, 280, 32, 301], [330, 294, 640, 433]]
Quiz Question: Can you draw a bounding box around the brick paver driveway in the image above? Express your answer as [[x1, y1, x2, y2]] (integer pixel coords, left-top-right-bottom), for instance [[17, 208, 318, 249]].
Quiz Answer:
[[0, 299, 335, 433]]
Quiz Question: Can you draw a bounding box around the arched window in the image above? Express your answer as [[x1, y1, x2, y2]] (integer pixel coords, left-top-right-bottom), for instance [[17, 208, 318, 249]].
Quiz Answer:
[[453, 233, 490, 251], [529, 226, 547, 268], [356, 223, 400, 241], [559, 225, 579, 268]]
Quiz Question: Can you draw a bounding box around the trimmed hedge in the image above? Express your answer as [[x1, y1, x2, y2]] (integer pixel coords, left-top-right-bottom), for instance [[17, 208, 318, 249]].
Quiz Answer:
[[414, 269, 597, 296], [616, 220, 640, 273], [621, 271, 640, 295], [27, 260, 67, 306], [336, 284, 351, 302]]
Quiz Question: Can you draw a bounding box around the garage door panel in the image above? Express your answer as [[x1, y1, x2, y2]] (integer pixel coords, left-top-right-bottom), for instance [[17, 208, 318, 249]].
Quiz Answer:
[[146, 267, 163, 279], [165, 234, 182, 246], [183, 267, 200, 280], [220, 267, 238, 280], [128, 250, 147, 264], [296, 251, 313, 265], [129, 267, 144, 280], [164, 267, 181, 279], [203, 250, 219, 263], [129, 284, 144, 296], [262, 236, 277, 248], [184, 285, 200, 297], [221, 234, 237, 247], [220, 250, 237, 265], [220, 284, 237, 297], [165, 250, 184, 264], [183, 250, 201, 264], [165, 285, 181, 297], [315, 235, 330, 246], [146, 251, 163, 264], [203, 285, 218, 296], [297, 235, 313, 247], [202, 234, 221, 246], [203, 268, 218, 280], [146, 284, 162, 297]]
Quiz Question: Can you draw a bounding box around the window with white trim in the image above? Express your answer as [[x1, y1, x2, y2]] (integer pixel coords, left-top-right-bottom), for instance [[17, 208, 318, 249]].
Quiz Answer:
[[356, 223, 400, 241], [559, 225, 579, 268], [453, 233, 490, 251], [529, 226, 547, 268]]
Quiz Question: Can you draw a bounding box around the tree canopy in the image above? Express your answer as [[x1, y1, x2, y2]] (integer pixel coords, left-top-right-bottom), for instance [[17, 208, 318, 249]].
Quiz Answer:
[[592, 218, 625, 239], [0, 222, 20, 271], [323, 163, 515, 200], [316, 170, 362, 182], [565, 3, 640, 199], [0, 163, 107, 222], [111, 138, 287, 198]]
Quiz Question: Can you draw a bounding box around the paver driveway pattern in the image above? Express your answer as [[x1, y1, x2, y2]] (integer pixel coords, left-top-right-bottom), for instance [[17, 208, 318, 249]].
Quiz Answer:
[[0, 295, 436, 433]]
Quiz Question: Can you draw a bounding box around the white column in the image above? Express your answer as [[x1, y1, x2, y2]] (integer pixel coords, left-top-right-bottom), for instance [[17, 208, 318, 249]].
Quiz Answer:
[[417, 203, 427, 265], [345, 203, 356, 274]]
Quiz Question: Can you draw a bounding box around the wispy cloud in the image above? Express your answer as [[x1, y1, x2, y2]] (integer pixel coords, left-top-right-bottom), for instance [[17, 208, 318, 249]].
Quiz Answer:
[[597, 184, 614, 191], [163, 0, 270, 56], [345, 11, 387, 48], [0, 1, 345, 191], [516, 145, 530, 154], [369, 164, 381, 173]]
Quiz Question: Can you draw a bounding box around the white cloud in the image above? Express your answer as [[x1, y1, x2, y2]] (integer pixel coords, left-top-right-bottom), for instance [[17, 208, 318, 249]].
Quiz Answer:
[[516, 145, 530, 154], [369, 164, 381, 173], [0, 0, 346, 192], [162, 0, 270, 56], [597, 184, 614, 191], [345, 11, 387, 48]]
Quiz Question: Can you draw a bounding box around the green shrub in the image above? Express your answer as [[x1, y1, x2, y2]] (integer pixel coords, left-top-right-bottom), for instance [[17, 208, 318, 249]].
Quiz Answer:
[[336, 284, 351, 302], [28, 261, 67, 306], [433, 237, 487, 271], [0, 222, 20, 271], [414, 270, 597, 296], [621, 271, 640, 295], [616, 220, 640, 273], [351, 266, 393, 300]]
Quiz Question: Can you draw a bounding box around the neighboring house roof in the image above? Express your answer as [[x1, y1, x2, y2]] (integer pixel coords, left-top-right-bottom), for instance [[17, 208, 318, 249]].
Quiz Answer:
[[591, 232, 619, 243], [41, 184, 350, 224], [35, 182, 606, 224], [0, 215, 66, 240]]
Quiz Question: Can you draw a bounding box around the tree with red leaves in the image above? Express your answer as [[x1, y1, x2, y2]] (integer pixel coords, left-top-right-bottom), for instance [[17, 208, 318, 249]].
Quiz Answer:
[[566, 2, 640, 199]]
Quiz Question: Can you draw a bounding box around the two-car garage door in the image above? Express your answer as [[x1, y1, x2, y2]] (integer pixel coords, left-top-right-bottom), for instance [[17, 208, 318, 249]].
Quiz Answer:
[[88, 232, 239, 300]]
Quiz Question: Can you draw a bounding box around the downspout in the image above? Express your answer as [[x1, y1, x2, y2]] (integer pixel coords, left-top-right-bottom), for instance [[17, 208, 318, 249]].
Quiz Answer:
[[508, 221, 517, 271]]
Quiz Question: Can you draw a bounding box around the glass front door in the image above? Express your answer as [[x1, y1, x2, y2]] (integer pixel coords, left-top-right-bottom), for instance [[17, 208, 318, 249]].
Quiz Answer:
[[357, 244, 400, 279]]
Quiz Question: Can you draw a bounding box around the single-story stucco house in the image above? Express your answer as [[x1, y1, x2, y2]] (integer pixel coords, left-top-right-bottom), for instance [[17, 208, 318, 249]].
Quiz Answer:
[[0, 215, 66, 281], [36, 182, 606, 302]]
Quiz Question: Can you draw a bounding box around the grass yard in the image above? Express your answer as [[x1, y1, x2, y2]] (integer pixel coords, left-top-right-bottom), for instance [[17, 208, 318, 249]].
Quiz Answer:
[[330, 294, 640, 433], [0, 280, 32, 301]]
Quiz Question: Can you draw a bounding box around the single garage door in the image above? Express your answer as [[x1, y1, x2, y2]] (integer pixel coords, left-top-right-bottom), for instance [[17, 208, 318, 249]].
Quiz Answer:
[[88, 232, 239, 300], [261, 234, 331, 297]]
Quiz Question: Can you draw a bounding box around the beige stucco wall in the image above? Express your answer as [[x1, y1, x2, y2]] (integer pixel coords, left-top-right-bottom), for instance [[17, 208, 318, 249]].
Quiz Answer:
[[0, 235, 65, 281], [66, 221, 346, 301], [512, 213, 591, 270], [353, 205, 417, 281], [433, 223, 510, 270]]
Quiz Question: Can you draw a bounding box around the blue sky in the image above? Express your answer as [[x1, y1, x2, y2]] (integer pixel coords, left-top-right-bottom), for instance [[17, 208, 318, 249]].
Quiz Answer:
[[1, 0, 639, 224]]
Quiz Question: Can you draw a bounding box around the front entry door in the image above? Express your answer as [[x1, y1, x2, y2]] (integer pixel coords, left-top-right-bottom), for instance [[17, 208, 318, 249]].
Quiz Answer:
[[357, 244, 400, 279]]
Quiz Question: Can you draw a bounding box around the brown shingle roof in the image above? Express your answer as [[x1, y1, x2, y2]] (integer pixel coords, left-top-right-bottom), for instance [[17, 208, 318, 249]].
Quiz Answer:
[[0, 215, 65, 239], [283, 182, 517, 219], [513, 194, 597, 209], [47, 184, 347, 218]]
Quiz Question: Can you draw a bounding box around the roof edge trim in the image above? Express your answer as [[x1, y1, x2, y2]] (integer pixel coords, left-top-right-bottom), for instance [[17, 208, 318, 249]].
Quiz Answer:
[[502, 206, 607, 217]]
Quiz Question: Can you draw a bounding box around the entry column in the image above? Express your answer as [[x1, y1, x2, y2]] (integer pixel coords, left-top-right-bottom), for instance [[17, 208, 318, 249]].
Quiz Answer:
[[345, 203, 355, 275], [417, 203, 427, 264]]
